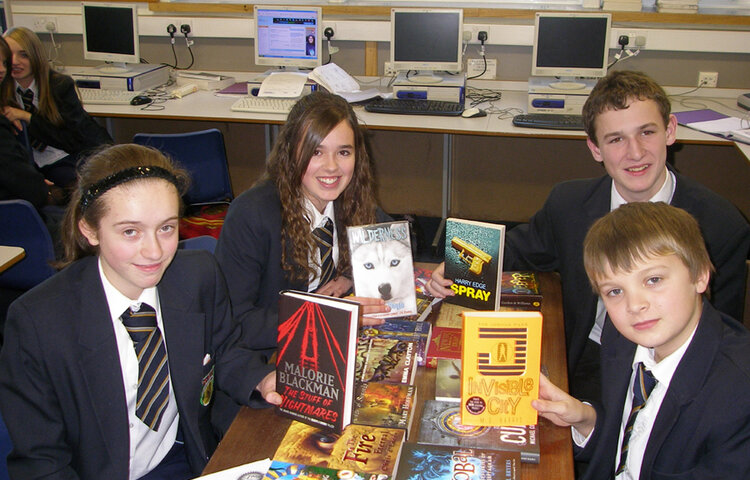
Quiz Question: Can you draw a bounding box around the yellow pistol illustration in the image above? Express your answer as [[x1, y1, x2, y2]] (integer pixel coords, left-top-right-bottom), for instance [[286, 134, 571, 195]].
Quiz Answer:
[[451, 237, 492, 275]]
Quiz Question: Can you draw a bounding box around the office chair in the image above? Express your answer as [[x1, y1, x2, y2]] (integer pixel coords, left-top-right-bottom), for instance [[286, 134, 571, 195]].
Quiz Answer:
[[178, 235, 217, 254], [0, 199, 56, 291], [133, 129, 233, 205]]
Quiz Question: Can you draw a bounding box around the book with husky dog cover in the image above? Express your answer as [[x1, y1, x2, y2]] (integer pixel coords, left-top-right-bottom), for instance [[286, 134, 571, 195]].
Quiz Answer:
[[347, 220, 417, 318], [351, 381, 418, 433], [273, 421, 405, 477], [276, 290, 360, 433], [460, 311, 542, 427], [396, 443, 519, 480], [418, 400, 540, 464], [500, 271, 543, 311], [443, 218, 505, 311]]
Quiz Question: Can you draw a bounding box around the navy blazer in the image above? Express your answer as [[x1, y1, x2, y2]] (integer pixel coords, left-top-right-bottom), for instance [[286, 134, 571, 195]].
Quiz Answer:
[[0, 251, 272, 480], [504, 169, 750, 379], [579, 300, 750, 479], [0, 116, 48, 207], [215, 180, 390, 351]]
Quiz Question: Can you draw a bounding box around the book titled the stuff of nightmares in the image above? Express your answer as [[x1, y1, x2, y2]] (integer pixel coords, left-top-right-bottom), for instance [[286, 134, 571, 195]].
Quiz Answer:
[[348, 220, 418, 318], [276, 290, 360, 433]]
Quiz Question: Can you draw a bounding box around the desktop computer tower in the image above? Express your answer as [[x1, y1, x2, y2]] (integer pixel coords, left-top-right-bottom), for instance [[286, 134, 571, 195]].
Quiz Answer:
[[527, 76, 596, 115], [70, 64, 170, 92], [392, 72, 466, 104]]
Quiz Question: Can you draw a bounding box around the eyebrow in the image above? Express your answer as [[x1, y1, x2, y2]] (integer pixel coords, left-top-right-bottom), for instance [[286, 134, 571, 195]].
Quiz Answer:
[[601, 122, 660, 141]]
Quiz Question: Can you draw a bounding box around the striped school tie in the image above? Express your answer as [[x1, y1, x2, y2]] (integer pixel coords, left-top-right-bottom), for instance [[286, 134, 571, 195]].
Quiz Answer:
[[121, 303, 170, 431], [17, 87, 46, 151], [313, 217, 336, 287], [616, 362, 657, 476]]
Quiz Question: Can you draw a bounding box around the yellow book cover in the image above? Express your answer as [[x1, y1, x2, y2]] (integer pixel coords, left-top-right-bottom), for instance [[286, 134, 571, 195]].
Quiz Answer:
[[460, 311, 543, 427]]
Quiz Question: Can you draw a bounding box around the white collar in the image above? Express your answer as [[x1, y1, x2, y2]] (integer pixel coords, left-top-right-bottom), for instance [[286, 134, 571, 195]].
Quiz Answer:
[[611, 167, 675, 211], [97, 257, 159, 318], [304, 197, 335, 231], [631, 319, 698, 389]]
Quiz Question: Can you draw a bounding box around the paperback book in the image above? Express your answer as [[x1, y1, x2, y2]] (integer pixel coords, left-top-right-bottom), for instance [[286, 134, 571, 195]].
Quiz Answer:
[[500, 271, 543, 311], [396, 443, 519, 480], [262, 460, 388, 480], [273, 421, 405, 477], [357, 337, 419, 385], [461, 311, 543, 427], [276, 290, 360, 432], [359, 318, 432, 366], [435, 359, 461, 403], [425, 326, 462, 368], [348, 220, 417, 318], [417, 400, 539, 464], [351, 381, 418, 433], [443, 218, 505, 311]]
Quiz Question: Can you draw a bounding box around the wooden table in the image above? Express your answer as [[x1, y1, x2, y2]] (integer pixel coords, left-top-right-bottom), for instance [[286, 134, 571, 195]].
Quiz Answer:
[[203, 272, 573, 479], [0, 246, 25, 274]]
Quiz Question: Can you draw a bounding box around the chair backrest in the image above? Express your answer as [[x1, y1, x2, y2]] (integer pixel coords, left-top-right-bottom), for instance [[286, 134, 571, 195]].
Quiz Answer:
[[133, 129, 233, 205], [0, 200, 57, 290], [178, 235, 217, 254]]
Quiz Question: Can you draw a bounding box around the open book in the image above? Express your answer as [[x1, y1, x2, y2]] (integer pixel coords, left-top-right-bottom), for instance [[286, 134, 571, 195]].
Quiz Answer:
[[674, 109, 750, 145], [308, 63, 383, 103]]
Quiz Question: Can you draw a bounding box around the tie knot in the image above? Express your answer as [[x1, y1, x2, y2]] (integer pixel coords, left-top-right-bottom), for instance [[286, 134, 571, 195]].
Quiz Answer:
[[18, 88, 35, 113], [121, 303, 157, 342], [313, 218, 334, 244]]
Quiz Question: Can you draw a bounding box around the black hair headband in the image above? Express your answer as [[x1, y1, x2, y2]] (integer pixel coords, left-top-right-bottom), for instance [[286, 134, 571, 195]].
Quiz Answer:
[[80, 166, 178, 213]]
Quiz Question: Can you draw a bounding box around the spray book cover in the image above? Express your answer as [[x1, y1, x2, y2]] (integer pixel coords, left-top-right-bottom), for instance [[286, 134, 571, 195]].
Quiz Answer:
[[460, 311, 543, 427], [276, 290, 361, 433], [443, 218, 505, 311]]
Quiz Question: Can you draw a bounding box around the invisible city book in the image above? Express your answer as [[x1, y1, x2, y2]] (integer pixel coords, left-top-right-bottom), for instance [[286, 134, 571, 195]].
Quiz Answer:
[[460, 311, 543, 427], [417, 400, 539, 464], [395, 443, 519, 480], [443, 218, 505, 311], [273, 420, 405, 477], [347, 220, 418, 318], [351, 381, 418, 434], [276, 290, 360, 432]]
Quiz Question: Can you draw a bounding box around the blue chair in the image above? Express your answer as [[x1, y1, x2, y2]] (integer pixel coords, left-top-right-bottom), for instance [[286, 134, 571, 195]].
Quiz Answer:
[[132, 129, 233, 205], [0, 200, 56, 291], [178, 235, 217, 254]]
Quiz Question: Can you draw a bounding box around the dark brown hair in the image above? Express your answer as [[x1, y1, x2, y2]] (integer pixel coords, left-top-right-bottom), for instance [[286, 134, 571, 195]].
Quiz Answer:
[[582, 70, 671, 145], [0, 36, 15, 108], [264, 91, 377, 282]]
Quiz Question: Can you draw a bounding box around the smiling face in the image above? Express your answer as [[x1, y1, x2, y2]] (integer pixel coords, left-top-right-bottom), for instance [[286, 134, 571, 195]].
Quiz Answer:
[[596, 253, 708, 362], [300, 120, 356, 213], [587, 99, 677, 203], [4, 36, 34, 89], [79, 179, 180, 300]]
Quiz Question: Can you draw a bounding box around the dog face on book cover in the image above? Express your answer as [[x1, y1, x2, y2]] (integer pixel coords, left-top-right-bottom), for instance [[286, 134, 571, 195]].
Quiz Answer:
[[351, 238, 412, 305]]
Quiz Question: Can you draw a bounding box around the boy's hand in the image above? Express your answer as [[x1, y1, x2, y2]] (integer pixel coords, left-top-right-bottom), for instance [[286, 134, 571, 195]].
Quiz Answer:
[[532, 374, 596, 437], [425, 262, 455, 298], [256, 370, 282, 406]]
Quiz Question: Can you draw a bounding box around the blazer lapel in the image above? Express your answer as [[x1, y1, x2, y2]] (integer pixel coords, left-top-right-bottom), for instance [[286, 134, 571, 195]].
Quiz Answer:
[[75, 259, 131, 470]]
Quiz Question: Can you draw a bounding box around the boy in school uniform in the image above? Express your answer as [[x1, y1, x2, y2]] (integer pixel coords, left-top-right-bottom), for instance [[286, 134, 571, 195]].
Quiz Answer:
[[532, 201, 750, 480], [427, 70, 750, 398]]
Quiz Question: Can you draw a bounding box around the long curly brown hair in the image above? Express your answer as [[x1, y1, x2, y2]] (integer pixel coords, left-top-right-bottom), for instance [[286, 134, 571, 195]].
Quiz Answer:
[[265, 91, 377, 282]]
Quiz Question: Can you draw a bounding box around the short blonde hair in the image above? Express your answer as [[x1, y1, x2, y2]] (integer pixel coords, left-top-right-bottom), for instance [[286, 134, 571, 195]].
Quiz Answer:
[[583, 202, 714, 292]]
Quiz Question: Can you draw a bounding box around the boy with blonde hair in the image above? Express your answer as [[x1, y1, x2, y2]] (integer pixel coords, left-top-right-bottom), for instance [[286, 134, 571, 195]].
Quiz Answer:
[[533, 201, 750, 480]]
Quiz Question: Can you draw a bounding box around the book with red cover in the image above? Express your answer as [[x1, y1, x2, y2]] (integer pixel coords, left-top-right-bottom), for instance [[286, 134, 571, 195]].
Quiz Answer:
[[276, 290, 360, 433], [425, 326, 462, 368]]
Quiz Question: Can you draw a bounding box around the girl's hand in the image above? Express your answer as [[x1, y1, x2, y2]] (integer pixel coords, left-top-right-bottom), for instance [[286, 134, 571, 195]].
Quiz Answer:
[[315, 276, 353, 298], [3, 106, 31, 130], [348, 296, 388, 326]]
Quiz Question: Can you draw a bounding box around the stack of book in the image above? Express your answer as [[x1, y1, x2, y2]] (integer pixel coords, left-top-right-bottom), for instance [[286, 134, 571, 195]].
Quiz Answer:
[[656, 0, 698, 13], [602, 0, 642, 11]]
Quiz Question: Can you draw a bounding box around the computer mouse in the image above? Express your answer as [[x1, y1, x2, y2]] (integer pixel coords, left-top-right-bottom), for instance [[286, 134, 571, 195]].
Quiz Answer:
[[461, 107, 486, 118], [130, 95, 152, 106]]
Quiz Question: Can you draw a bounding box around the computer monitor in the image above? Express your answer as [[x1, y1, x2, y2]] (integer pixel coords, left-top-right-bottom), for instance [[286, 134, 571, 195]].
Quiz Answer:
[[254, 5, 322, 71], [390, 8, 463, 84], [531, 12, 611, 90], [81, 2, 140, 73]]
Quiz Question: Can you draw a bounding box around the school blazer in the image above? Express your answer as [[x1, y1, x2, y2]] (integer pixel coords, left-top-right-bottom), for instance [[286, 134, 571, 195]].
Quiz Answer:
[[0, 116, 48, 207], [26, 72, 112, 159], [215, 180, 391, 351], [504, 169, 750, 379], [579, 300, 750, 480], [0, 251, 271, 480]]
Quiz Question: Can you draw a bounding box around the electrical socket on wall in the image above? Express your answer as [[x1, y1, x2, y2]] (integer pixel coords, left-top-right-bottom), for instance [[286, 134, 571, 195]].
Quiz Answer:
[[698, 71, 718, 88], [384, 62, 397, 76], [33, 16, 57, 32], [467, 58, 497, 80]]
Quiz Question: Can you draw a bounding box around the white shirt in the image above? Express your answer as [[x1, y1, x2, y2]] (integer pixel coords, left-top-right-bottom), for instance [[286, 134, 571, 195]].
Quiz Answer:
[[14, 79, 67, 168], [98, 259, 179, 480], [589, 168, 676, 344], [304, 198, 338, 292], [572, 323, 698, 480]]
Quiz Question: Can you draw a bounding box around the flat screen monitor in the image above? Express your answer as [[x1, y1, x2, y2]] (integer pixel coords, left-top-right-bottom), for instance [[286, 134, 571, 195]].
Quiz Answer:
[[531, 12, 611, 90], [390, 8, 463, 84], [254, 5, 322, 71], [81, 2, 140, 73]]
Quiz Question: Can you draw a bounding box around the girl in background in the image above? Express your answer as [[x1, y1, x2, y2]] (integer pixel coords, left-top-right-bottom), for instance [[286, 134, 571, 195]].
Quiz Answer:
[[0, 144, 278, 480], [2, 26, 112, 192], [216, 91, 390, 353]]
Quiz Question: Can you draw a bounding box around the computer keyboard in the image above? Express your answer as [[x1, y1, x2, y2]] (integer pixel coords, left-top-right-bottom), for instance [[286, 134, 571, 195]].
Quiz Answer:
[[364, 99, 464, 116], [230, 96, 297, 114], [512, 113, 585, 131], [79, 88, 136, 105]]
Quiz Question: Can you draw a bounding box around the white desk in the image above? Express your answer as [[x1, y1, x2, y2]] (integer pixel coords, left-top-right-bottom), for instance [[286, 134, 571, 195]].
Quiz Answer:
[[0, 246, 25, 274]]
